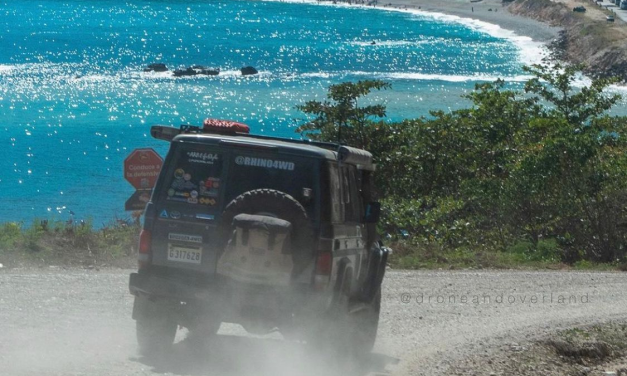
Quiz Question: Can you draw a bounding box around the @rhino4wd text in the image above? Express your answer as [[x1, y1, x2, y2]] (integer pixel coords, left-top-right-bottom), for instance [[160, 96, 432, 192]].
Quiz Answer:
[[235, 156, 295, 171]]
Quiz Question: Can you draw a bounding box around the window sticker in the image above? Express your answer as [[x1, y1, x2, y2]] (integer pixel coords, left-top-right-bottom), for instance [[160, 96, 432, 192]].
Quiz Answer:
[[199, 177, 220, 197], [171, 168, 197, 191], [199, 197, 217, 206], [167, 167, 220, 206], [234, 156, 295, 171], [186, 152, 219, 165], [188, 190, 199, 204]]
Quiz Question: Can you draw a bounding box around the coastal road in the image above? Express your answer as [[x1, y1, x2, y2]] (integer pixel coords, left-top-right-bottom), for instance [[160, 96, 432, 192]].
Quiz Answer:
[[1, 268, 626, 376], [597, 0, 627, 22]]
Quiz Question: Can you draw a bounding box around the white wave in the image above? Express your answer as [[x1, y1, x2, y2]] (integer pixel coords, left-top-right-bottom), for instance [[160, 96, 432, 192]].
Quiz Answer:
[[0, 64, 15, 73], [568, 72, 627, 93], [608, 84, 627, 93], [348, 70, 534, 82], [198, 70, 273, 78], [137, 70, 173, 79], [349, 40, 428, 47], [373, 7, 550, 66], [300, 72, 333, 78], [74, 74, 112, 82], [268, 0, 550, 66], [297, 70, 534, 82], [219, 70, 250, 77]]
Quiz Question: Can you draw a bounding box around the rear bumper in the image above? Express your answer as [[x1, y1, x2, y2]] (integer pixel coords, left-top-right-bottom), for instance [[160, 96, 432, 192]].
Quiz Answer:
[[129, 271, 203, 300], [129, 269, 323, 315]]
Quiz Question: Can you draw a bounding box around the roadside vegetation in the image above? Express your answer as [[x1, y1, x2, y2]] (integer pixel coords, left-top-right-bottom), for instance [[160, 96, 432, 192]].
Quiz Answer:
[[1, 63, 625, 271], [296, 62, 627, 270], [0, 218, 139, 268]]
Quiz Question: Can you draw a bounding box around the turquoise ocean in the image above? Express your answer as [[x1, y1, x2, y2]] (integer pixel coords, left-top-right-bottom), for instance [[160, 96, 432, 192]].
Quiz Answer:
[[0, 0, 609, 225]]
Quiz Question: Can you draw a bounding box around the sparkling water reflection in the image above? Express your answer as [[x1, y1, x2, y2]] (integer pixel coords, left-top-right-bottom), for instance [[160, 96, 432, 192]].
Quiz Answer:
[[0, 0, 566, 224]]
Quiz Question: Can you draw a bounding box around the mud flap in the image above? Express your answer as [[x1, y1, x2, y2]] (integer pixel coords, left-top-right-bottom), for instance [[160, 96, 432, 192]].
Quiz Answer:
[[132, 294, 151, 320], [132, 294, 178, 321], [362, 241, 389, 302]]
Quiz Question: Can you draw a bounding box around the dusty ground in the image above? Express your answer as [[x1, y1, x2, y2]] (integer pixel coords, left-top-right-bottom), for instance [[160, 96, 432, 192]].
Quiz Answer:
[[1, 268, 627, 375], [450, 321, 627, 376]]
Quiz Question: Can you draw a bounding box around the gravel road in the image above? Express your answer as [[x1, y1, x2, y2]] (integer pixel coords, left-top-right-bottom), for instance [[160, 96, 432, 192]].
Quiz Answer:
[[1, 268, 626, 376]]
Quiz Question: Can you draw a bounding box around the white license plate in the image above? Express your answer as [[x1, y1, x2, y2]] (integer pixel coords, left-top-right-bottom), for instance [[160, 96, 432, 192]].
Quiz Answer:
[[167, 244, 202, 264]]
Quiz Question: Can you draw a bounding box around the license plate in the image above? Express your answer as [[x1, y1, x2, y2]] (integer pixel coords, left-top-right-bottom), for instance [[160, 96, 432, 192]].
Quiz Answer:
[[167, 244, 202, 264]]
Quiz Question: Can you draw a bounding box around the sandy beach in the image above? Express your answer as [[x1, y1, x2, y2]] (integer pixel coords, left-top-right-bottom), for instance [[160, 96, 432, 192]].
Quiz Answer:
[[374, 0, 561, 43]]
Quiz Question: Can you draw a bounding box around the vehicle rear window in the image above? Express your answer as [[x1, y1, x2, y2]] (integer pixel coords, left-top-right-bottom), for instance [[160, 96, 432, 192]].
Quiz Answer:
[[225, 153, 316, 213], [161, 147, 223, 207]]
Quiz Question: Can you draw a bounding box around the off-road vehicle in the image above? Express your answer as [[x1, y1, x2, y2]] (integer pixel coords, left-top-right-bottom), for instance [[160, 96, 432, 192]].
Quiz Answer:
[[129, 119, 389, 356]]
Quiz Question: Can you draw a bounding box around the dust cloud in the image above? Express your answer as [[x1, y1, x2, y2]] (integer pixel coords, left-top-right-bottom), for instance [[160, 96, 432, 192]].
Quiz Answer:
[[136, 323, 396, 376]]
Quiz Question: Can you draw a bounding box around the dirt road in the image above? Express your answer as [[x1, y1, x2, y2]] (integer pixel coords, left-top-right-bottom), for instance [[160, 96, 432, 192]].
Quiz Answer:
[[1, 268, 625, 375]]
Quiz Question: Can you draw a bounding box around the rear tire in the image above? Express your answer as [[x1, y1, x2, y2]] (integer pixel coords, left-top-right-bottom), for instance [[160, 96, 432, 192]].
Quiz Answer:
[[134, 296, 177, 357], [308, 271, 381, 357], [185, 319, 221, 347], [351, 286, 381, 354]]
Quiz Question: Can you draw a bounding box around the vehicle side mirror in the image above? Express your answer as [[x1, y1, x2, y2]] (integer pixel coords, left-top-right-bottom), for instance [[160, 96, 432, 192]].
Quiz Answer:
[[364, 202, 381, 223]]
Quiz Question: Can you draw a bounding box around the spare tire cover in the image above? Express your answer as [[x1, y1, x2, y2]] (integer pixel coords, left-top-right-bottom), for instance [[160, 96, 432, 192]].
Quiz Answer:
[[217, 189, 314, 276]]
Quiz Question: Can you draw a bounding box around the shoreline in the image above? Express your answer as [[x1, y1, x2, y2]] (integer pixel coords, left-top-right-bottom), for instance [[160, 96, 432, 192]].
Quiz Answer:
[[285, 0, 560, 43], [293, 0, 563, 68], [354, 0, 627, 82], [303, 0, 627, 84], [378, 0, 561, 43]]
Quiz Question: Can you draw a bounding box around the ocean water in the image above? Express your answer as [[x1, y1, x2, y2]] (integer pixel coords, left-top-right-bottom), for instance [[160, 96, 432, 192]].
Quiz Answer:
[[0, 0, 555, 225]]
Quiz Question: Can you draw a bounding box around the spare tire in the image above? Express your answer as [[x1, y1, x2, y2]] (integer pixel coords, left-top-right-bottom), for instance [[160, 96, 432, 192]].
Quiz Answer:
[[217, 189, 314, 276]]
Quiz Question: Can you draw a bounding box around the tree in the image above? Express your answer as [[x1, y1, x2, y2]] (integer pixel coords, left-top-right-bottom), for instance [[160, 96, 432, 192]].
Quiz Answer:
[[523, 63, 621, 124], [295, 80, 391, 149], [295, 64, 627, 263]]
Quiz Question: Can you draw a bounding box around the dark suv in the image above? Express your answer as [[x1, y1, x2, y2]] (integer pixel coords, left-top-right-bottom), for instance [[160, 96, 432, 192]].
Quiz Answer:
[[129, 119, 389, 356]]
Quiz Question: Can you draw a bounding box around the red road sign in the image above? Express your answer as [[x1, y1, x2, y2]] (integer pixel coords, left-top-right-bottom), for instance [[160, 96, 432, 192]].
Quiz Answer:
[[124, 148, 163, 189], [125, 189, 153, 211]]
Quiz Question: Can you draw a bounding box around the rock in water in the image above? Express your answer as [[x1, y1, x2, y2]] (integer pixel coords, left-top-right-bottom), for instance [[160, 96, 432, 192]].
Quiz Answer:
[[173, 67, 197, 77], [191, 65, 220, 75], [240, 66, 259, 76], [174, 66, 220, 77], [144, 63, 168, 72]]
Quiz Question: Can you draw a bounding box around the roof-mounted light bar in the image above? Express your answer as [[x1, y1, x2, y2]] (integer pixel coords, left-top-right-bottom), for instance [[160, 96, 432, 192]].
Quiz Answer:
[[150, 119, 250, 141], [203, 118, 250, 134]]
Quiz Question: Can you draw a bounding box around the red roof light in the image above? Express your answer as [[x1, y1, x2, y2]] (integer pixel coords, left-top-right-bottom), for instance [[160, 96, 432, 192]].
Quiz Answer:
[[203, 118, 250, 134]]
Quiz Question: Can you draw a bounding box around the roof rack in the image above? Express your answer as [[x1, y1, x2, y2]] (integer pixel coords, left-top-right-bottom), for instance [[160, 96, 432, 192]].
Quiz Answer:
[[150, 122, 375, 171], [150, 123, 342, 152]]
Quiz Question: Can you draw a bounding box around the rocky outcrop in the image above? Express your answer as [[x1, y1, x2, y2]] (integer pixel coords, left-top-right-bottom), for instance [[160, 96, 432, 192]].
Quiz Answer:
[[173, 66, 220, 77], [144, 63, 168, 72], [240, 66, 259, 76], [508, 0, 627, 82]]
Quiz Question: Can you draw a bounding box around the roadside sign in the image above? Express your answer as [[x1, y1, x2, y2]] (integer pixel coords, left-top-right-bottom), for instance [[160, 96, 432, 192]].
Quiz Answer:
[[124, 148, 163, 189], [125, 189, 152, 211]]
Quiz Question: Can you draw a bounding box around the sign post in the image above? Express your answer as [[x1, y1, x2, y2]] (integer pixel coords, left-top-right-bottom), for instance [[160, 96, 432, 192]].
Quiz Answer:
[[124, 148, 163, 211]]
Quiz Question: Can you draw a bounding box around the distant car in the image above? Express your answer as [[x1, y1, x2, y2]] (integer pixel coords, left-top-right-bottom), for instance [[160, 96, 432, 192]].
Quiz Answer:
[[621, 0, 627, 10], [607, 14, 615, 21], [573, 5, 586, 12]]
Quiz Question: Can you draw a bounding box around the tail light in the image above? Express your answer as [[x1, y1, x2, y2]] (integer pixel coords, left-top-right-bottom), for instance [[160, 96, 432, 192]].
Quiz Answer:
[[313, 251, 332, 291], [138, 229, 152, 268]]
